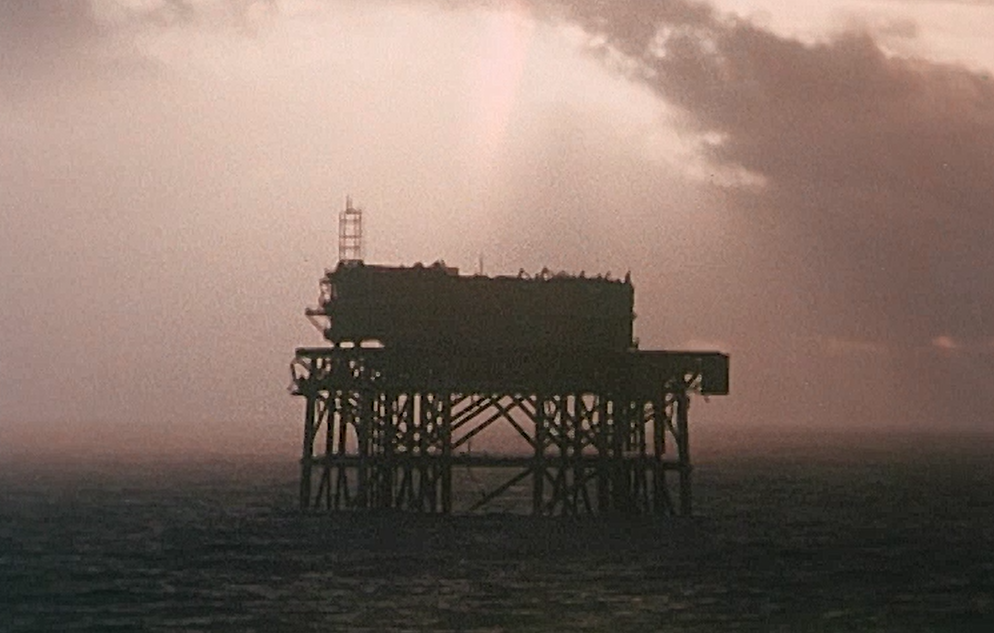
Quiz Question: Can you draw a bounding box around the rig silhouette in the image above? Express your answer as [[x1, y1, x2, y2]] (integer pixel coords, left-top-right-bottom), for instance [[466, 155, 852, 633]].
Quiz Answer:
[[289, 198, 729, 515]]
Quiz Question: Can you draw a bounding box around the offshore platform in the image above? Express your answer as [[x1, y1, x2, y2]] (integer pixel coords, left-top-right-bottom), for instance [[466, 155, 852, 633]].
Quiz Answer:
[[289, 199, 728, 516]]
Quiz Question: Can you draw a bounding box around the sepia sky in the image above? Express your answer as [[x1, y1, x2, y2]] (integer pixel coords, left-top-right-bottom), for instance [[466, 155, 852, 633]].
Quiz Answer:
[[1, 0, 992, 460]]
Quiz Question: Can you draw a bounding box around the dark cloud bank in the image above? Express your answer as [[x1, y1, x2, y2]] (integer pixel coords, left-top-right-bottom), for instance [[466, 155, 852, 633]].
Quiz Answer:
[[556, 0, 994, 428], [557, 0, 994, 342]]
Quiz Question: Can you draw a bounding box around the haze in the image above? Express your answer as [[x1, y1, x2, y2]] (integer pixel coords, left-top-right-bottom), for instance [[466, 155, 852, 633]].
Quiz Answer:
[[2, 0, 992, 462]]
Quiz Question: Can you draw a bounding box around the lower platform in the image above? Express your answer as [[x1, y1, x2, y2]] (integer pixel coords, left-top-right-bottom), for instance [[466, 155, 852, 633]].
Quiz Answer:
[[290, 348, 726, 516]]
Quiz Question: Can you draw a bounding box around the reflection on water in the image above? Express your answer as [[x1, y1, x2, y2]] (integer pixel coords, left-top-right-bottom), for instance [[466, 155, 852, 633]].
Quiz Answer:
[[2, 447, 993, 631]]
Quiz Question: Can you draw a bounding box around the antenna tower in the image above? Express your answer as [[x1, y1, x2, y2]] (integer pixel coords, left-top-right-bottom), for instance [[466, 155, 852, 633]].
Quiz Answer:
[[338, 196, 363, 264]]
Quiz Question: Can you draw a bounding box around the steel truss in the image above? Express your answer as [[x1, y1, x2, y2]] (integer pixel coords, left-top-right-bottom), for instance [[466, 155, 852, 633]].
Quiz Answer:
[[291, 348, 725, 516]]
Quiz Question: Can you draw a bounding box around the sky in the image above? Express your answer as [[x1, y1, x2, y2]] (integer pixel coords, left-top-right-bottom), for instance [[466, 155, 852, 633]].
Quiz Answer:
[[1, 0, 992, 461]]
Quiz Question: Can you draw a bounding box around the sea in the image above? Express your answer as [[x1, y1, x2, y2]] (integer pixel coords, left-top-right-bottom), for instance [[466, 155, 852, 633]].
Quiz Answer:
[[2, 432, 993, 632]]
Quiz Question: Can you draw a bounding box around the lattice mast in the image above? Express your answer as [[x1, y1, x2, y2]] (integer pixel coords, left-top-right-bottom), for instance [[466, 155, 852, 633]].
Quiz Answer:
[[338, 196, 363, 264]]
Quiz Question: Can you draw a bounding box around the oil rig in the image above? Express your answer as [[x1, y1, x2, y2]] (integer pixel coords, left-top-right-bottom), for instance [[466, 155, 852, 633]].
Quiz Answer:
[[289, 199, 728, 516]]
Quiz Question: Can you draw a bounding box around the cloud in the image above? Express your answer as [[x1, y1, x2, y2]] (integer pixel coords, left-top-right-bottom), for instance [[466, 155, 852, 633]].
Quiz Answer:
[[89, 0, 290, 35], [554, 0, 994, 347], [0, 0, 169, 102], [0, 1, 100, 75]]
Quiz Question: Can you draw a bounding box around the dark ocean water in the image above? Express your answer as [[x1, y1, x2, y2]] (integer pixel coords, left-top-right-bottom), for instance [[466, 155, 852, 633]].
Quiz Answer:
[[2, 439, 993, 632]]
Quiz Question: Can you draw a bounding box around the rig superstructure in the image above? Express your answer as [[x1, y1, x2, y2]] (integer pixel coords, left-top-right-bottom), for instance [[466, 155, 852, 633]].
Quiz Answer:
[[289, 199, 728, 515]]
